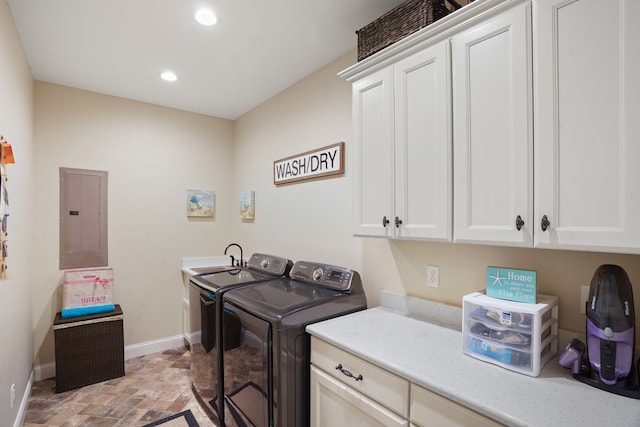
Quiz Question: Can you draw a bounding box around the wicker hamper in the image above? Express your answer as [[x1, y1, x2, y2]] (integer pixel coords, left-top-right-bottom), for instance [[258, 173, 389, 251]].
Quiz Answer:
[[53, 305, 124, 392], [357, 0, 464, 61]]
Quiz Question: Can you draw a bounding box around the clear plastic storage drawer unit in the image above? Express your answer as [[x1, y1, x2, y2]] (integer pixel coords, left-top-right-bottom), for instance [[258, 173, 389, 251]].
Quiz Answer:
[[463, 292, 558, 377]]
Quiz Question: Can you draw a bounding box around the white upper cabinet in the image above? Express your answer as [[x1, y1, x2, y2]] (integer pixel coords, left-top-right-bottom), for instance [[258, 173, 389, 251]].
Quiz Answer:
[[345, 0, 640, 253], [394, 41, 452, 241], [352, 67, 395, 238], [534, 0, 640, 253], [452, 1, 533, 246], [352, 40, 452, 241]]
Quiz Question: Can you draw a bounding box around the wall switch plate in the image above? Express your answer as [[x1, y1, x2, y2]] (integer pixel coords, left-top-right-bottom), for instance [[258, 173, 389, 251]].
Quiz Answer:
[[580, 285, 590, 314], [427, 265, 439, 288]]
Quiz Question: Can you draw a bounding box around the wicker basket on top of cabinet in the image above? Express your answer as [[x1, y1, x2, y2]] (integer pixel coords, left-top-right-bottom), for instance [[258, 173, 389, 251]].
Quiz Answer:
[[356, 0, 469, 61]]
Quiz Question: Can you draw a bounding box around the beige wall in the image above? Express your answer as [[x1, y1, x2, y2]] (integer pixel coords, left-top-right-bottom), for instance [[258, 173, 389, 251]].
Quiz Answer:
[[0, 1, 35, 424], [231, 52, 407, 304], [33, 83, 234, 366], [233, 50, 640, 342], [231, 53, 364, 267], [389, 241, 640, 335]]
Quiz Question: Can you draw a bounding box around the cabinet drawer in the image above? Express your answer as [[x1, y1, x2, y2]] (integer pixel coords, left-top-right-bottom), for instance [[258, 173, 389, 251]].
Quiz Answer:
[[311, 337, 410, 418], [410, 384, 503, 427], [311, 366, 409, 427]]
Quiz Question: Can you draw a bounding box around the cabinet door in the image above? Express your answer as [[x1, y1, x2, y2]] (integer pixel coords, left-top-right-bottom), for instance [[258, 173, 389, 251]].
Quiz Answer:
[[352, 67, 395, 237], [311, 366, 409, 427], [452, 2, 533, 246], [394, 41, 452, 241], [534, 0, 640, 252], [410, 383, 503, 427]]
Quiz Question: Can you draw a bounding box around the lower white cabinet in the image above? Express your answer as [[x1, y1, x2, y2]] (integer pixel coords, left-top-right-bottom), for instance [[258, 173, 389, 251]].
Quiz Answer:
[[311, 336, 410, 418], [311, 367, 408, 427], [311, 337, 503, 427], [410, 383, 503, 427]]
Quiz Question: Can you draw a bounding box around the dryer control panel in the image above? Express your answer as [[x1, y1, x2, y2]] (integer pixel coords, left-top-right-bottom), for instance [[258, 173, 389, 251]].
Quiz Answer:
[[290, 261, 353, 292], [247, 253, 293, 276]]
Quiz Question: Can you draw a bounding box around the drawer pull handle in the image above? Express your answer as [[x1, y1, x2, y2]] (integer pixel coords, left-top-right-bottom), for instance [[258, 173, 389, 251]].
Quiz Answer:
[[335, 364, 363, 381]]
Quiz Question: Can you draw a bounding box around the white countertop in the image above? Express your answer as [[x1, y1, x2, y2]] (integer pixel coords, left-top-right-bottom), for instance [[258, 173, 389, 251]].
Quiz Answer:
[[306, 302, 640, 427]]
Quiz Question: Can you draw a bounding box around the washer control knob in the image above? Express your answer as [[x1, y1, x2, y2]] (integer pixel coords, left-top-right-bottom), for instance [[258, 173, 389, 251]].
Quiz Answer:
[[312, 268, 323, 281], [260, 258, 269, 269]]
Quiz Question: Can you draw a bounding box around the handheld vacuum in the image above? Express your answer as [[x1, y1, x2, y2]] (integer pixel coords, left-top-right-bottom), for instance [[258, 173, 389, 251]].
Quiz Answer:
[[558, 264, 640, 399]]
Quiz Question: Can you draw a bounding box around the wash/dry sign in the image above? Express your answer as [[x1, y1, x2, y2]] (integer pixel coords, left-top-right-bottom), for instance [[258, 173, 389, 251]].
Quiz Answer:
[[273, 142, 344, 185]]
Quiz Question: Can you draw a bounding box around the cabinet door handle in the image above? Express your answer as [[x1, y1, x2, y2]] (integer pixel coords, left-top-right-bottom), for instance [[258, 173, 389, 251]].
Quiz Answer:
[[541, 215, 551, 232], [515, 215, 525, 231], [335, 364, 363, 382], [382, 216, 390, 227], [395, 216, 403, 228]]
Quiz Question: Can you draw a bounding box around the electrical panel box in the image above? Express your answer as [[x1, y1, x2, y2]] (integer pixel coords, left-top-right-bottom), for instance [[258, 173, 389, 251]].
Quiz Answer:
[[59, 168, 108, 269]]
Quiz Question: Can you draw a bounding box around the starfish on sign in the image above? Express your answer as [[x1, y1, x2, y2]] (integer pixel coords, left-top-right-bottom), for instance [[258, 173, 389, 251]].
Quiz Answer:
[[490, 270, 505, 286]]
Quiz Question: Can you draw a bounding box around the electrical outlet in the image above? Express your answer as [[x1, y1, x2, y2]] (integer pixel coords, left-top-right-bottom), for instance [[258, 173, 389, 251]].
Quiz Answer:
[[426, 265, 439, 288], [10, 383, 15, 408], [580, 285, 590, 314]]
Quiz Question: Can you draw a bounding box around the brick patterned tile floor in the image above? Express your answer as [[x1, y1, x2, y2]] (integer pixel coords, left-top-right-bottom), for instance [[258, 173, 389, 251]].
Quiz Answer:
[[23, 347, 215, 426]]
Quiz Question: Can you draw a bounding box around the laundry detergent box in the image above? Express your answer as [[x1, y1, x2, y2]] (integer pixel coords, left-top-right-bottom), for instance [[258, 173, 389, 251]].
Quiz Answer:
[[462, 292, 558, 377]]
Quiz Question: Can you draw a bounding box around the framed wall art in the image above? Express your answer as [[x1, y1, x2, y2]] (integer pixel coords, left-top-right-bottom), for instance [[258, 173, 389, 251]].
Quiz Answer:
[[239, 191, 255, 220], [187, 189, 215, 217]]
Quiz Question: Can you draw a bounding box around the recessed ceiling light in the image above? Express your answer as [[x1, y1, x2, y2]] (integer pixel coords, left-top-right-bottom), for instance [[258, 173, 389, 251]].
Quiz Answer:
[[195, 8, 217, 26], [160, 71, 177, 82]]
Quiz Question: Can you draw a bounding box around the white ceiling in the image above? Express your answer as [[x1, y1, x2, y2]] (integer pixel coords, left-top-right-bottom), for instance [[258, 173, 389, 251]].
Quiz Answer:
[[7, 0, 404, 120]]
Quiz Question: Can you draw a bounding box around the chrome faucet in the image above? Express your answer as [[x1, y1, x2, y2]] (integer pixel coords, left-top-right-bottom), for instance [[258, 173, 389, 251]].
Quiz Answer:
[[224, 243, 244, 267]]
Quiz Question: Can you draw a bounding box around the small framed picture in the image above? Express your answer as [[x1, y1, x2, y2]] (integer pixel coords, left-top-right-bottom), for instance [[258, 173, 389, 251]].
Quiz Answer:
[[187, 189, 215, 217], [239, 191, 255, 220]]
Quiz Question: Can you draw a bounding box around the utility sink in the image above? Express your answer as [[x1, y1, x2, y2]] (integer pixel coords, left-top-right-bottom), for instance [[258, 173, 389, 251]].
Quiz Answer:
[[190, 265, 236, 274], [182, 255, 237, 276]]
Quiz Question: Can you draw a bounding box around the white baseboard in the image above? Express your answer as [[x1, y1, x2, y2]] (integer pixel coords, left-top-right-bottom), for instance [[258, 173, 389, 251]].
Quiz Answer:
[[34, 362, 56, 382], [14, 370, 34, 427], [34, 334, 188, 381], [187, 330, 200, 346], [124, 334, 186, 360]]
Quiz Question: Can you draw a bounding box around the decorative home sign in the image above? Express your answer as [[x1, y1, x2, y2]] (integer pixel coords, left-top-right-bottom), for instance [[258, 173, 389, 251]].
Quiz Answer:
[[273, 142, 344, 185], [187, 189, 215, 217], [486, 266, 537, 304]]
